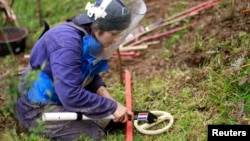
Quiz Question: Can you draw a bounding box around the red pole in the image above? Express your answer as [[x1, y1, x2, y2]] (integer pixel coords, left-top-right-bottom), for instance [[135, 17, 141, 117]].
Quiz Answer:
[[125, 69, 133, 141]]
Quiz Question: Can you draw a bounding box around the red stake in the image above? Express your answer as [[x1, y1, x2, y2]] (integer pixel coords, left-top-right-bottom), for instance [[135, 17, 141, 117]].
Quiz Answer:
[[125, 69, 133, 141], [130, 22, 196, 46]]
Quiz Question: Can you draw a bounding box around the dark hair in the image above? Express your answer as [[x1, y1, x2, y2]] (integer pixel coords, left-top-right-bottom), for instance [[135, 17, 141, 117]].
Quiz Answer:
[[91, 22, 105, 35]]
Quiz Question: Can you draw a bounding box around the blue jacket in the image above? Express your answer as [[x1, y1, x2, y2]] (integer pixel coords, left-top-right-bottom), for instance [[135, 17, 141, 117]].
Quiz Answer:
[[21, 23, 117, 118]]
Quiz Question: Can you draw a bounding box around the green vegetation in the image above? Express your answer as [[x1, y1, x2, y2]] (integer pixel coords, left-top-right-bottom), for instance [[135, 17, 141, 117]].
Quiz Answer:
[[1, 0, 250, 141]]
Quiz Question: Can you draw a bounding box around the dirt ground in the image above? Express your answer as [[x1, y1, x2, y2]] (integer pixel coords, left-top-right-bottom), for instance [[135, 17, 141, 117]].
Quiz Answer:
[[104, 0, 250, 83], [0, 0, 250, 131]]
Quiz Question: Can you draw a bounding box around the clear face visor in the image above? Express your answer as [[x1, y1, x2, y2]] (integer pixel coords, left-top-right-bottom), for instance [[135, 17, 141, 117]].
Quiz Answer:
[[88, 0, 147, 60]]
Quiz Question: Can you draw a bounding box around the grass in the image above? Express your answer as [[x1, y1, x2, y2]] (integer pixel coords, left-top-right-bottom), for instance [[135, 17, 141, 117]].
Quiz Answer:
[[1, 0, 250, 141]]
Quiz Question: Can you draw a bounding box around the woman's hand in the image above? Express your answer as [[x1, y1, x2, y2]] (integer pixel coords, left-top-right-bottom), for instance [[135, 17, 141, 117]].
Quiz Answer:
[[97, 86, 133, 122], [113, 102, 133, 123]]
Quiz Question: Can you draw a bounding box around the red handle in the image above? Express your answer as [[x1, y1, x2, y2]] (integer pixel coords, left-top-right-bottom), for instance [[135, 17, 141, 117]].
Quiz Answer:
[[125, 70, 133, 141]]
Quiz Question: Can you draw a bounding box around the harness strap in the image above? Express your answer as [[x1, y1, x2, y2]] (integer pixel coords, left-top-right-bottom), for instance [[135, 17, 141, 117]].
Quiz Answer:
[[64, 22, 89, 36], [38, 20, 50, 39]]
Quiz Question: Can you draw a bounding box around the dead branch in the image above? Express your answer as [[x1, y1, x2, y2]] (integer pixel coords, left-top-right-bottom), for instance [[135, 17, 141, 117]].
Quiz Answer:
[[116, 49, 124, 85], [0, 0, 19, 26], [119, 45, 148, 51], [36, 0, 43, 26], [241, 64, 250, 69], [0, 69, 10, 79]]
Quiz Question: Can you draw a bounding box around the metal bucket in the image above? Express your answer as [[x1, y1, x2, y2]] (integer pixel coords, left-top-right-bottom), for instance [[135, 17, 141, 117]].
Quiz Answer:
[[0, 27, 28, 56]]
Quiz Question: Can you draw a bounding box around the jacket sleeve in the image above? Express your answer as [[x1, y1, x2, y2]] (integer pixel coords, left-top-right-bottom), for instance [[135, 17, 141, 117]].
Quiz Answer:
[[85, 74, 106, 93]]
